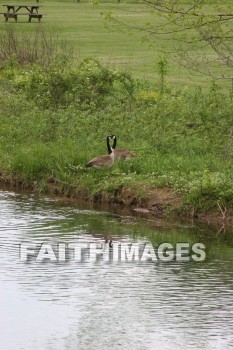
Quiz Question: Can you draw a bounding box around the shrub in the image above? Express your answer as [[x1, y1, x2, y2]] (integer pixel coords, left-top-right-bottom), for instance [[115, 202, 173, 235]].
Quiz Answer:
[[13, 58, 134, 109]]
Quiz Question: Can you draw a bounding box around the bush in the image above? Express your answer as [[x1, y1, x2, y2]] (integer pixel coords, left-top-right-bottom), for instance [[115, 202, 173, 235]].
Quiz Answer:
[[13, 58, 134, 109]]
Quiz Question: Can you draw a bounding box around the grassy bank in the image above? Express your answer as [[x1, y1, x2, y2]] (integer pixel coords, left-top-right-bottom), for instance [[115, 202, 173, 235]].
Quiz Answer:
[[0, 53, 232, 222]]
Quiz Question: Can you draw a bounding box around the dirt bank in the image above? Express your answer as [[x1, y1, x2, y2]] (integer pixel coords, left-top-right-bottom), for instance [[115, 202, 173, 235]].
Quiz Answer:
[[0, 173, 232, 228]]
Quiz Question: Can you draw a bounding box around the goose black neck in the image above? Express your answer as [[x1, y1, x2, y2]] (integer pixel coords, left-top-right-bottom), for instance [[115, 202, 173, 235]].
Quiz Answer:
[[112, 136, 117, 150], [106, 136, 112, 155]]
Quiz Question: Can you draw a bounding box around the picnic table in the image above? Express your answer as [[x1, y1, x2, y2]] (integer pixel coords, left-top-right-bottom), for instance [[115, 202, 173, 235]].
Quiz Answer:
[[1, 4, 45, 22]]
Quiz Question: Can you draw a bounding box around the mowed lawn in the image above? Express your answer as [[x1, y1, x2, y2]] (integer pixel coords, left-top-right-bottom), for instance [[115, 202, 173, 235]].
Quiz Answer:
[[0, 0, 232, 87]]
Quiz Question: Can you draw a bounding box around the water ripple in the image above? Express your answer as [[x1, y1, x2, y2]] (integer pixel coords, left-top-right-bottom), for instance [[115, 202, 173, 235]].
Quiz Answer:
[[0, 191, 233, 350]]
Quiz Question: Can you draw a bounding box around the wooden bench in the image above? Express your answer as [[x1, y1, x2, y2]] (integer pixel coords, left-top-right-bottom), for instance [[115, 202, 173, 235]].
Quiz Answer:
[[1, 12, 45, 22], [1, 12, 18, 22], [28, 13, 44, 22]]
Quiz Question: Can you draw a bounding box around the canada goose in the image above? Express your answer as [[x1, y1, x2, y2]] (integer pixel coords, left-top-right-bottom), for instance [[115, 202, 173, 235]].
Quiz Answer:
[[110, 135, 137, 160], [85, 136, 114, 168]]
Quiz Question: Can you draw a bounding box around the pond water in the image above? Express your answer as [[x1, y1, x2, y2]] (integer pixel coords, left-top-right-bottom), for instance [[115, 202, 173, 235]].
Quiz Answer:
[[0, 190, 233, 350]]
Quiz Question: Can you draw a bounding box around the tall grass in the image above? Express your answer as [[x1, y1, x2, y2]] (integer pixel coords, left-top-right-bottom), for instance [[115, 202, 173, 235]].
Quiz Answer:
[[0, 27, 72, 66]]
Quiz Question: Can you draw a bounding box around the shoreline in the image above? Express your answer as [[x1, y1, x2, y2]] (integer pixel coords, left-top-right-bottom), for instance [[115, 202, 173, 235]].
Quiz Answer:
[[1, 174, 232, 229]]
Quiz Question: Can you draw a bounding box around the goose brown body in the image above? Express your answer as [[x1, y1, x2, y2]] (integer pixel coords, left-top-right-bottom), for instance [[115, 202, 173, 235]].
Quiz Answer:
[[85, 136, 114, 168], [86, 154, 114, 168]]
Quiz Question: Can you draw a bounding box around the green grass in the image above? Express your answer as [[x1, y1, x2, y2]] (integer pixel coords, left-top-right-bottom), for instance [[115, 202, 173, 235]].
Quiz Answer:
[[0, 0, 232, 88]]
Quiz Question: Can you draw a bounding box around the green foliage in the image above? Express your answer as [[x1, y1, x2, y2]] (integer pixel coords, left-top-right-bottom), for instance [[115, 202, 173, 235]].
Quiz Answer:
[[13, 59, 134, 109]]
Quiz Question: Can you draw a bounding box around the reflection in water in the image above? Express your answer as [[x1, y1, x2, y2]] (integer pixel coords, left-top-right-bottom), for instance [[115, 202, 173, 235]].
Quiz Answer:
[[0, 190, 233, 350]]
